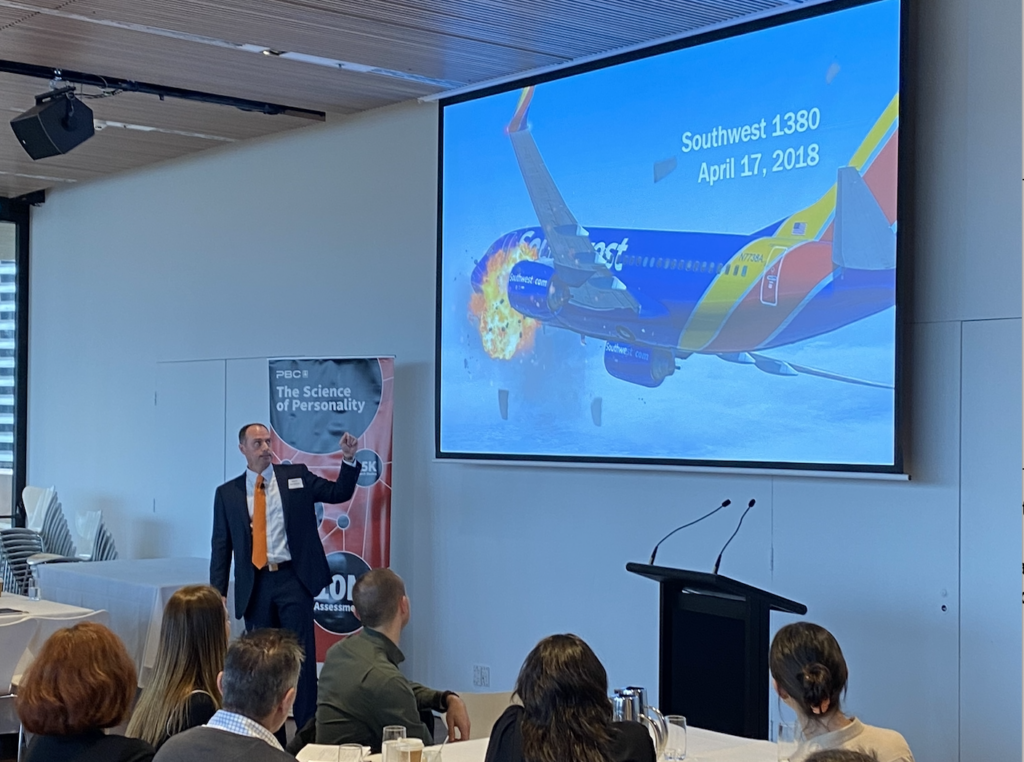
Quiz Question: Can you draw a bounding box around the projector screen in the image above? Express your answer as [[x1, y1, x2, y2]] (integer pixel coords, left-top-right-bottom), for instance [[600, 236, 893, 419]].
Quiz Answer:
[[437, 0, 903, 472]]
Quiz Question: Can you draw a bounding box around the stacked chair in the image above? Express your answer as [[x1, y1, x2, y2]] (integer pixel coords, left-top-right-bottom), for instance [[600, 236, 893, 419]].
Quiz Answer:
[[39, 498, 77, 559], [20, 488, 81, 591], [0, 530, 43, 595], [90, 522, 118, 562], [2, 487, 121, 598]]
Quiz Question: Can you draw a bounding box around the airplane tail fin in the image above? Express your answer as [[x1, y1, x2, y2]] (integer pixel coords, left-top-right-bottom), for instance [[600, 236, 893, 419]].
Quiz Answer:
[[832, 166, 896, 271], [507, 86, 534, 133]]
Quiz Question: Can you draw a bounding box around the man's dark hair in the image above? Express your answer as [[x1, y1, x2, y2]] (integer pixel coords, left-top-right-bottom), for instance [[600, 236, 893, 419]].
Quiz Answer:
[[804, 751, 878, 762], [352, 568, 406, 628], [220, 629, 303, 721], [238, 423, 268, 443]]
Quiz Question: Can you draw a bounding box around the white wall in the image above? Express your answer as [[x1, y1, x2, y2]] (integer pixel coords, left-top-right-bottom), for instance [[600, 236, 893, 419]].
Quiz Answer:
[[24, 1, 1020, 761]]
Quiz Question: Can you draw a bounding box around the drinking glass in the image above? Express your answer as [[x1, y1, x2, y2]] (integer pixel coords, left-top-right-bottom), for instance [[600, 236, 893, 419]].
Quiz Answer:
[[26, 584, 39, 601], [776, 721, 798, 762], [664, 714, 687, 760], [338, 744, 365, 762], [395, 738, 424, 762], [382, 726, 407, 762]]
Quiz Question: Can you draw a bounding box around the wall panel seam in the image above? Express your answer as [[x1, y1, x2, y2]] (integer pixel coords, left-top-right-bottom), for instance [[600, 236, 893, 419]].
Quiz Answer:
[[956, 319, 963, 762]]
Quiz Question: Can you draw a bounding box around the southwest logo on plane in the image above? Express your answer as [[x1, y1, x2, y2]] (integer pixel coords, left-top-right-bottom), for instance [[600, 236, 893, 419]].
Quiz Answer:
[[470, 86, 897, 389]]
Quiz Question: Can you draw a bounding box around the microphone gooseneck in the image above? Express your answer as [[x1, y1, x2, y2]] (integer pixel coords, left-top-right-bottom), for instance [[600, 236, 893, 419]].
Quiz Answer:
[[649, 499, 732, 565], [713, 498, 756, 575]]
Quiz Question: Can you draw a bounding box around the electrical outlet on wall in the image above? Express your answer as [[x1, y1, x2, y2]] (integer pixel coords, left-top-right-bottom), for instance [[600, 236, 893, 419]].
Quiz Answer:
[[472, 664, 490, 688]]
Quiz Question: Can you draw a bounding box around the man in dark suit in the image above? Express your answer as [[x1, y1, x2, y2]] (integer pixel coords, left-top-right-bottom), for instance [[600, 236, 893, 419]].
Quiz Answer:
[[211, 422, 361, 732]]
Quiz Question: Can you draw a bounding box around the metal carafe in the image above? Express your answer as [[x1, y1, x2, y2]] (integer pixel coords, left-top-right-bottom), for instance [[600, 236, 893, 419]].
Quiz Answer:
[[611, 686, 668, 756]]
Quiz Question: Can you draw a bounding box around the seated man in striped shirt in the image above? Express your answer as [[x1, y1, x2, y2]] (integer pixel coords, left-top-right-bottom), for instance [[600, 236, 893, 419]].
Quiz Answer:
[[155, 629, 300, 762]]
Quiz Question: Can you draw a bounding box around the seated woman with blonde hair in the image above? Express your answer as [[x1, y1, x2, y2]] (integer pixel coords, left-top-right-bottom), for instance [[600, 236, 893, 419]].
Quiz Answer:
[[17, 622, 154, 762], [126, 585, 229, 749], [485, 633, 654, 762], [771, 622, 914, 762]]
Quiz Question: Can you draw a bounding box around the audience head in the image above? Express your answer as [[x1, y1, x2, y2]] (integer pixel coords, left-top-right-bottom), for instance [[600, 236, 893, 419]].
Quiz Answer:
[[126, 584, 228, 745], [219, 628, 303, 731], [158, 584, 229, 682], [514, 633, 614, 762], [18, 622, 136, 736], [804, 751, 877, 762], [352, 568, 408, 630], [238, 423, 273, 472], [770, 622, 849, 720]]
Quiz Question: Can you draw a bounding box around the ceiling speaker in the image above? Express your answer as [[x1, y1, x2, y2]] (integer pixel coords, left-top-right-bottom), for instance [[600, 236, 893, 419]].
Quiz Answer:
[[10, 90, 94, 160]]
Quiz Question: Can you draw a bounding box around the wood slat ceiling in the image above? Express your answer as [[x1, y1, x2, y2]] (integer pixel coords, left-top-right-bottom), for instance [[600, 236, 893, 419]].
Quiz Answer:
[[0, 0, 809, 198]]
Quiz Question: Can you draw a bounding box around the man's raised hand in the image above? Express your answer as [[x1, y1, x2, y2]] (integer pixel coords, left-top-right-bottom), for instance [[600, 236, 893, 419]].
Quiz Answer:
[[339, 432, 359, 461]]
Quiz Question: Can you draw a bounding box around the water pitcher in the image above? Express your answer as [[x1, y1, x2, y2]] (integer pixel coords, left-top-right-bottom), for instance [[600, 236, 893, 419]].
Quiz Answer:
[[611, 686, 668, 757]]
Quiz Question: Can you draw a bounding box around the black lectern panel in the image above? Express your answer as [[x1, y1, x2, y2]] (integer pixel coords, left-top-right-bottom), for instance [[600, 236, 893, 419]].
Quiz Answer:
[[664, 592, 747, 735], [627, 563, 805, 740]]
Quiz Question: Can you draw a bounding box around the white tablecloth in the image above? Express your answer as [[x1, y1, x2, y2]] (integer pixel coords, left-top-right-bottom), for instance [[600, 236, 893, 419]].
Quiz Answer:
[[35, 557, 238, 685], [361, 727, 777, 762], [0, 592, 107, 680]]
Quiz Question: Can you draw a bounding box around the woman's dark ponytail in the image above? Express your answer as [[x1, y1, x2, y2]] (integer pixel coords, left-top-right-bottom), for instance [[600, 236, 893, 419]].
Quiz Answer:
[[770, 623, 848, 717]]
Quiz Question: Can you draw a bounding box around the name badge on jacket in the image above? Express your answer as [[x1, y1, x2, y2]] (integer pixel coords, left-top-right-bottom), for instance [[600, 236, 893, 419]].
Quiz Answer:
[[287, 478, 304, 490]]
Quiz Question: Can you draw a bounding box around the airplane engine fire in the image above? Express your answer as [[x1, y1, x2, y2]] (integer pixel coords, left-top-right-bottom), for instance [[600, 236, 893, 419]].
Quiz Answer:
[[469, 239, 540, 360]]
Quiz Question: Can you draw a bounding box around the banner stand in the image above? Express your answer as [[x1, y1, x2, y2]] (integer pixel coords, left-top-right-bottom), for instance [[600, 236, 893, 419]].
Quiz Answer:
[[269, 356, 395, 661]]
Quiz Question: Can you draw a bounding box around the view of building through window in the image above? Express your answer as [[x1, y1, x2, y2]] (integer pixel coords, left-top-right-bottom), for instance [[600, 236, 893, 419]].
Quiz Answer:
[[0, 223, 14, 519]]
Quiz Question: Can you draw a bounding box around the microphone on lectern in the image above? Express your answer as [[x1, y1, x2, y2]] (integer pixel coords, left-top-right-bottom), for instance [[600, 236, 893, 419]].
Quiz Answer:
[[712, 499, 756, 575], [648, 499, 731, 565]]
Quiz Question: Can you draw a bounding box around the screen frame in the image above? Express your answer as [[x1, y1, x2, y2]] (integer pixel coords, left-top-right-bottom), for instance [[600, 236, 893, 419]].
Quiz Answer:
[[435, 0, 910, 475]]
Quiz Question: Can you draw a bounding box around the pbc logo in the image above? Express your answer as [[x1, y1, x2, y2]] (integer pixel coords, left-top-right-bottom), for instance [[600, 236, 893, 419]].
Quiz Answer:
[[275, 369, 308, 379]]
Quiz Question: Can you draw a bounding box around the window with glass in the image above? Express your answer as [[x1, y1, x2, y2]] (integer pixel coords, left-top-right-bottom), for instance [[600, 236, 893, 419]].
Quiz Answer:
[[0, 200, 28, 527], [0, 223, 15, 522]]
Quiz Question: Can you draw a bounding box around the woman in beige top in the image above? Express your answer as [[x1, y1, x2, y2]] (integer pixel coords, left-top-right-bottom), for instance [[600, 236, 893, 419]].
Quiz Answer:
[[770, 622, 915, 762]]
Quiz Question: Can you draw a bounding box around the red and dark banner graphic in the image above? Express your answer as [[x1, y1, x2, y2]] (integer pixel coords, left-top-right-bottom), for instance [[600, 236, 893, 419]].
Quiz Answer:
[[269, 357, 394, 661]]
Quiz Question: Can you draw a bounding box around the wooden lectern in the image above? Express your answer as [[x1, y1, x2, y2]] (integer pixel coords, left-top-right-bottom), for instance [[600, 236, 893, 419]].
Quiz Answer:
[[626, 563, 806, 740]]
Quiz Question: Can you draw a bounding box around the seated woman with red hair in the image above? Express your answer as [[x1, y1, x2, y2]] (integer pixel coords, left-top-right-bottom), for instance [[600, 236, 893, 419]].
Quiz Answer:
[[17, 621, 155, 762]]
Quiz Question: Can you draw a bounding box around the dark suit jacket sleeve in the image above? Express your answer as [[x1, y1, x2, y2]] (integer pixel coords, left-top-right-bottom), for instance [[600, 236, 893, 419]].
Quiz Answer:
[[302, 461, 361, 504], [210, 486, 232, 597]]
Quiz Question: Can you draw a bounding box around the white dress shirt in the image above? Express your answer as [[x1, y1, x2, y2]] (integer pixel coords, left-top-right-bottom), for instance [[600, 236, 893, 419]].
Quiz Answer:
[[246, 466, 290, 564]]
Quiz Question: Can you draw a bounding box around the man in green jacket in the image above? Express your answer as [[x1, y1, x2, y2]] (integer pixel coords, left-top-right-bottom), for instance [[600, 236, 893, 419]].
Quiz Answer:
[[316, 568, 471, 751]]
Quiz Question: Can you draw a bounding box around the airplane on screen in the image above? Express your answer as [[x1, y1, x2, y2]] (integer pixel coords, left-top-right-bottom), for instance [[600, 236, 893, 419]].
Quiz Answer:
[[470, 86, 898, 389]]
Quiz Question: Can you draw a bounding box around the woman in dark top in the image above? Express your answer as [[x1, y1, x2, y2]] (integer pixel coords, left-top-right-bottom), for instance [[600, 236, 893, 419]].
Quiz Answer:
[[126, 585, 228, 748], [17, 621, 154, 762], [484, 634, 655, 762]]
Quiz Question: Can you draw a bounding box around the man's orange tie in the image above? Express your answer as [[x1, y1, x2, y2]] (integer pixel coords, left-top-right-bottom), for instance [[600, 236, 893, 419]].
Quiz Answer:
[[252, 475, 268, 569]]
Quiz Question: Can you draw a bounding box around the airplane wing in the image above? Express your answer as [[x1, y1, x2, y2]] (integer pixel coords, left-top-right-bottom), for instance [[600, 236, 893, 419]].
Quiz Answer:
[[506, 87, 608, 289], [568, 277, 642, 312], [747, 351, 893, 389]]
